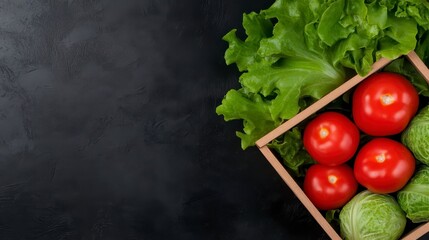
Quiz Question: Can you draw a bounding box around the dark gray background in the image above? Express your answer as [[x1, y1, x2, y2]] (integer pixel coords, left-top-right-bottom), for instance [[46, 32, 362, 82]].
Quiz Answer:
[[0, 0, 427, 239]]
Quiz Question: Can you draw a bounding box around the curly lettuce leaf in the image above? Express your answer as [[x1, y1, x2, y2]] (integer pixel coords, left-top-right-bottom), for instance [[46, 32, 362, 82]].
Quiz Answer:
[[323, 0, 420, 75], [216, 89, 276, 149], [268, 127, 314, 177], [217, 0, 345, 150], [223, 12, 276, 72]]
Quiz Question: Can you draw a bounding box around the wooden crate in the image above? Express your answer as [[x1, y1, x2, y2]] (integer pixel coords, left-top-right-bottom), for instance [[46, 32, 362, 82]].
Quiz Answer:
[[255, 51, 429, 240]]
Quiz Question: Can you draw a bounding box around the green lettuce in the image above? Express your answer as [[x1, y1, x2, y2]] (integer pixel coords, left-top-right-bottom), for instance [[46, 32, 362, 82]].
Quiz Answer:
[[217, 1, 347, 150], [267, 127, 315, 177], [217, 0, 429, 152]]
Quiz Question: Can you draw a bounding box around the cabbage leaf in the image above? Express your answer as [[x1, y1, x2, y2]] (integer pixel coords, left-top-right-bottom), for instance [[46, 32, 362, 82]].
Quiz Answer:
[[402, 105, 429, 165], [398, 166, 429, 223]]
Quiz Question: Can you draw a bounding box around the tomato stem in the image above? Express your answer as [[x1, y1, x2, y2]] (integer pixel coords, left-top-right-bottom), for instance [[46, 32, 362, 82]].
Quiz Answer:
[[376, 153, 386, 163], [380, 94, 394, 106], [328, 175, 338, 184], [319, 128, 329, 139]]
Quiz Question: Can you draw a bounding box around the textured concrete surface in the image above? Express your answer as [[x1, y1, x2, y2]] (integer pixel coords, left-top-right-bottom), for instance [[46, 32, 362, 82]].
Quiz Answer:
[[2, 0, 423, 239]]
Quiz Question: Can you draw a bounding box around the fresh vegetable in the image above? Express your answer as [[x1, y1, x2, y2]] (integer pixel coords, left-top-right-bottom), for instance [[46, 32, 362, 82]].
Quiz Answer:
[[216, 6, 345, 150], [217, 0, 429, 151], [303, 112, 359, 166], [303, 164, 357, 210], [354, 138, 415, 194], [401, 105, 429, 165], [215, 0, 429, 237], [397, 166, 429, 223], [339, 190, 406, 240], [352, 72, 419, 136], [267, 127, 314, 177]]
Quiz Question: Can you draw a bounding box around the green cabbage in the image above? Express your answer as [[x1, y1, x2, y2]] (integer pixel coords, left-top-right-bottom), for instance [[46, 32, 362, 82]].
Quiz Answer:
[[339, 191, 406, 240], [401, 105, 429, 165], [397, 166, 429, 223]]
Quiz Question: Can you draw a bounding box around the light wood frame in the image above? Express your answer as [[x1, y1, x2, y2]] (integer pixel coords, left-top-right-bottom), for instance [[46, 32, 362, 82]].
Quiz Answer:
[[255, 51, 429, 240]]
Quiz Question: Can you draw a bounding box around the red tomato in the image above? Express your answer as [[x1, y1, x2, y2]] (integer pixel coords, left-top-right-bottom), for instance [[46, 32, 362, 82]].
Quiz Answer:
[[303, 112, 360, 166], [304, 164, 358, 210], [352, 72, 419, 136], [354, 138, 415, 194]]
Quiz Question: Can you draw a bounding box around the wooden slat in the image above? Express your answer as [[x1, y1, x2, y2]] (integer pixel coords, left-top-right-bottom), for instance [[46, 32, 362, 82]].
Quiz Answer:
[[256, 51, 429, 239], [401, 222, 429, 240], [255, 57, 392, 148], [406, 51, 429, 84], [258, 146, 342, 240]]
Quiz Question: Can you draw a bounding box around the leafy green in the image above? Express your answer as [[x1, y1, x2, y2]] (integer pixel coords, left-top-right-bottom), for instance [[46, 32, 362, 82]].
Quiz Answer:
[[217, 0, 347, 150], [339, 191, 406, 240], [223, 12, 275, 72], [216, 89, 276, 149], [397, 166, 429, 223], [326, 209, 341, 232], [267, 127, 314, 177], [401, 105, 429, 165]]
